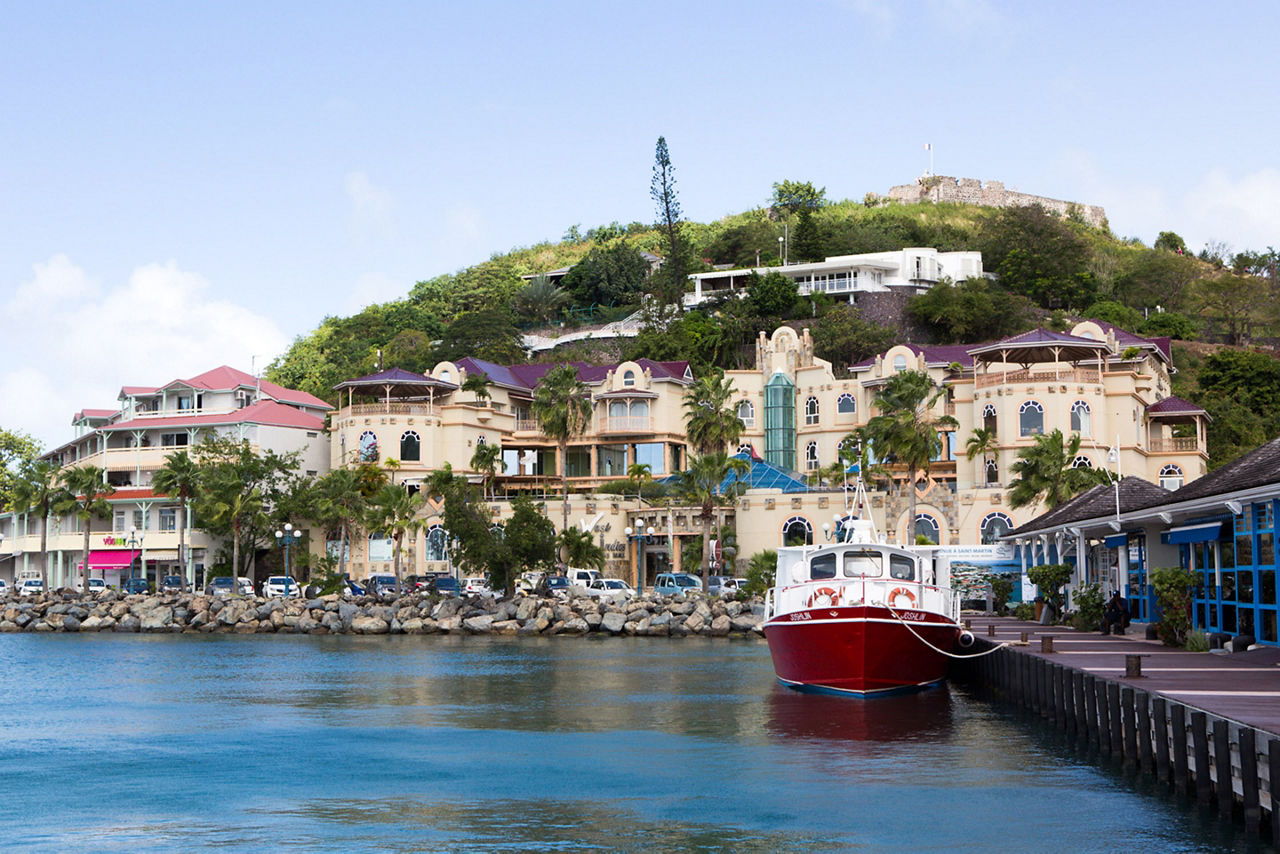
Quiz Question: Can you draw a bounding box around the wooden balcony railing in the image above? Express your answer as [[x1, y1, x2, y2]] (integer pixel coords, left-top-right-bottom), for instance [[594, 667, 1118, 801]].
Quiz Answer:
[[345, 403, 439, 417], [1148, 436, 1202, 453], [975, 368, 1103, 389], [597, 416, 654, 434]]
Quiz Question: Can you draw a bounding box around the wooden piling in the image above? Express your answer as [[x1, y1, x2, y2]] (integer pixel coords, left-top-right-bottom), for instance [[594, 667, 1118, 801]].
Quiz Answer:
[[1136, 690, 1153, 773], [1191, 711, 1212, 804], [1108, 683, 1123, 761], [1121, 686, 1138, 767], [1213, 719, 1232, 819], [1269, 737, 1280, 843], [1152, 696, 1170, 783], [1171, 703, 1189, 794], [1097, 678, 1112, 756], [1084, 673, 1099, 744], [1073, 670, 1087, 742], [1238, 727, 1260, 834]]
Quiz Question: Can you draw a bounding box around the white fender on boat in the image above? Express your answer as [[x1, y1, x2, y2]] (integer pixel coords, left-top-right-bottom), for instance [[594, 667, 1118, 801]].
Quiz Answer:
[[957, 630, 975, 649]]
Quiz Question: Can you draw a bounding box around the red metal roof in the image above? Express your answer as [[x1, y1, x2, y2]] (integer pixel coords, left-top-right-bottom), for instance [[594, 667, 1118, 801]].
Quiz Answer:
[[98, 400, 325, 432]]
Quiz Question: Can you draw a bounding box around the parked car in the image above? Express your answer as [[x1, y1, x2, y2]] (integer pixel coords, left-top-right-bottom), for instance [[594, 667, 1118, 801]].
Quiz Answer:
[[516, 571, 543, 595], [365, 574, 400, 600], [74, 578, 109, 595], [0, 578, 7, 595], [341, 576, 365, 598], [567, 568, 601, 587], [428, 576, 460, 597], [122, 578, 150, 595], [236, 577, 255, 595], [585, 578, 635, 601], [160, 575, 185, 593], [654, 572, 703, 597], [463, 577, 494, 597], [403, 574, 435, 592], [205, 577, 235, 596], [707, 575, 738, 597], [536, 575, 570, 600], [18, 578, 44, 597], [262, 576, 303, 597]]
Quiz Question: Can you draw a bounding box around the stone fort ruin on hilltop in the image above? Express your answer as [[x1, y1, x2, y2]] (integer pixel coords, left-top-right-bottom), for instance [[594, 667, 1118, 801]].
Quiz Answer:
[[880, 175, 1107, 229]]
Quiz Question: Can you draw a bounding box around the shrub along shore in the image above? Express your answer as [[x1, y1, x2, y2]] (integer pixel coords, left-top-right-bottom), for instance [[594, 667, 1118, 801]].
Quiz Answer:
[[0, 589, 768, 637]]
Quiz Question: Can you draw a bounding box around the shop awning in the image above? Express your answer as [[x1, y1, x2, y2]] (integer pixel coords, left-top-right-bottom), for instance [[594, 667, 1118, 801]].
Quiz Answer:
[[78, 550, 140, 571], [1162, 521, 1229, 545], [1104, 534, 1129, 549]]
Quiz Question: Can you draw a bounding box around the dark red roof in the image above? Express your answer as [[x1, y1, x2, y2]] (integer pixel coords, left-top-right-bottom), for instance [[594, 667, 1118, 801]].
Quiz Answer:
[[1146, 395, 1207, 417], [99, 400, 325, 432]]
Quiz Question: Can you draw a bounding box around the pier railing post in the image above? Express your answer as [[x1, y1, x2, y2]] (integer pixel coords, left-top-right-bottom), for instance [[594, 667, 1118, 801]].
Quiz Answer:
[[1135, 689, 1153, 773], [1238, 727, 1259, 834], [1172, 703, 1189, 794], [1152, 697, 1170, 783], [1213, 719, 1232, 819], [1191, 711, 1211, 804], [1121, 686, 1138, 767]]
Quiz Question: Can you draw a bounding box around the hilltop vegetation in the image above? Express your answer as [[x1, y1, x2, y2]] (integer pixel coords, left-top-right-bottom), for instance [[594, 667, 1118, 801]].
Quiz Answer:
[[266, 173, 1280, 467]]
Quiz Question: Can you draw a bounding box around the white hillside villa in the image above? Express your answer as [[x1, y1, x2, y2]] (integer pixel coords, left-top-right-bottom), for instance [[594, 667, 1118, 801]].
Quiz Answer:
[[686, 248, 985, 307]]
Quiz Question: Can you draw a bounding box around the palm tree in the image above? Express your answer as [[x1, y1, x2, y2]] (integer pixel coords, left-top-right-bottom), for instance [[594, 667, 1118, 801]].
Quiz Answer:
[[514, 274, 571, 326], [1008, 429, 1112, 510], [675, 452, 750, 588], [626, 462, 651, 510], [58, 466, 116, 592], [470, 441, 502, 501], [201, 483, 263, 588], [965, 426, 999, 486], [530, 364, 592, 535], [683, 371, 743, 455], [152, 450, 201, 591], [864, 371, 958, 542], [558, 526, 604, 571], [12, 461, 67, 591], [311, 469, 368, 582], [462, 372, 492, 407], [367, 483, 425, 592]]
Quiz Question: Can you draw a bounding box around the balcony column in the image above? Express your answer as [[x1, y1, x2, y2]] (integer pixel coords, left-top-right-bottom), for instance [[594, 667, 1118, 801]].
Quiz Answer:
[[589, 444, 598, 478]]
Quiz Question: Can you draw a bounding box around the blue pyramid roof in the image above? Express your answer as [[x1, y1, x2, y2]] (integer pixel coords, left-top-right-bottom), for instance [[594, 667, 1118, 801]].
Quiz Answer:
[[660, 453, 811, 494]]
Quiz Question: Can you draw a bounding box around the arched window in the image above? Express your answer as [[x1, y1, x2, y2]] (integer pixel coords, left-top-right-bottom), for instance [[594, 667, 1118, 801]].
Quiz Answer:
[[622, 370, 636, 387], [980, 512, 1014, 544], [1019, 401, 1044, 437], [983, 403, 997, 434], [805, 441, 819, 471], [985, 459, 999, 485], [893, 355, 908, 372], [737, 400, 755, 428], [609, 400, 627, 419], [439, 368, 452, 383], [424, 525, 448, 562], [400, 430, 421, 462], [782, 516, 813, 546], [836, 393, 857, 415], [630, 400, 649, 418], [1071, 455, 1093, 469], [476, 435, 486, 445], [358, 430, 379, 463], [1159, 463, 1184, 491], [914, 513, 940, 545], [804, 396, 820, 425], [1070, 400, 1091, 435]]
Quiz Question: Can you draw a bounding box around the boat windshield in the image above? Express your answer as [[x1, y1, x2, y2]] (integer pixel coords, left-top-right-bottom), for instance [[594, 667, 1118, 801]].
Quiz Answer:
[[890, 554, 915, 581], [842, 549, 882, 577]]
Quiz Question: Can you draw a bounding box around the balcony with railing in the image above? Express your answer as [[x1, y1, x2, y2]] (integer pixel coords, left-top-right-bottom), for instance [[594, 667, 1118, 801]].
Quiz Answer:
[[345, 402, 439, 417], [597, 415, 654, 435], [1147, 436, 1204, 454], [975, 367, 1103, 389], [514, 419, 541, 433]]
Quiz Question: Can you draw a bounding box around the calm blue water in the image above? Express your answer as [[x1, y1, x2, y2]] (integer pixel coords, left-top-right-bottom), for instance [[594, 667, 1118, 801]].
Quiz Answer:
[[0, 634, 1259, 852]]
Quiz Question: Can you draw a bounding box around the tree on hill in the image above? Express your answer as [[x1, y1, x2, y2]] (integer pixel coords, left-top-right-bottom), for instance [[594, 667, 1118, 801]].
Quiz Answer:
[[703, 215, 782, 268], [559, 243, 649, 307], [810, 305, 895, 373], [747, 271, 799, 318], [980, 204, 1095, 310], [434, 309, 525, 365], [0, 428, 42, 511], [791, 207, 824, 263], [1154, 231, 1187, 253], [907, 276, 1033, 344], [1113, 250, 1203, 312], [771, 179, 827, 214], [1139, 311, 1197, 340], [1192, 272, 1271, 346], [650, 136, 687, 307], [1082, 300, 1143, 331], [512, 275, 571, 326]]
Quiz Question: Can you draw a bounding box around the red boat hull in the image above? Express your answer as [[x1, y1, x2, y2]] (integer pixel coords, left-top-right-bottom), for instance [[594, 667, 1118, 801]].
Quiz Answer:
[[763, 605, 961, 696]]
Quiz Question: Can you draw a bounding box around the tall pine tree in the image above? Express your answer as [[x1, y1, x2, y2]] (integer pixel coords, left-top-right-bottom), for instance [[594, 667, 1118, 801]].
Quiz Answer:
[[650, 136, 687, 309]]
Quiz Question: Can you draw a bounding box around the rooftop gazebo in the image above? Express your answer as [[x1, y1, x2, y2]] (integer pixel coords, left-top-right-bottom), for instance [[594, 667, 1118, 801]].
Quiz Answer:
[[968, 328, 1112, 388], [333, 367, 459, 415]]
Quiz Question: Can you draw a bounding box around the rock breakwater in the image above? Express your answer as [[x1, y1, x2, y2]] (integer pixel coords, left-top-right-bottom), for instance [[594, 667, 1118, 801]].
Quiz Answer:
[[0, 589, 767, 638]]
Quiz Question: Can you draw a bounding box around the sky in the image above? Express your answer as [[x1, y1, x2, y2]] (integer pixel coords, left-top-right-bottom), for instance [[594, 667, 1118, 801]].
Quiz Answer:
[[3, 0, 1279, 449]]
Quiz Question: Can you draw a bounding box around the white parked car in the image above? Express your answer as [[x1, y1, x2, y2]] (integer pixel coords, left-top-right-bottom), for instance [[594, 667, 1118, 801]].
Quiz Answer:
[[236, 576, 255, 595], [74, 578, 108, 595], [585, 578, 636, 601], [18, 579, 44, 597], [262, 576, 303, 597], [0, 578, 7, 595], [463, 577, 494, 597]]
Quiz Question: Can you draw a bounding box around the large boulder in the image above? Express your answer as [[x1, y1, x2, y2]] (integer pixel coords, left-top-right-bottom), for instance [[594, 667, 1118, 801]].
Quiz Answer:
[[600, 611, 626, 634], [730, 614, 761, 632], [351, 615, 389, 635], [463, 615, 495, 634], [708, 615, 732, 636], [684, 611, 706, 634], [140, 608, 173, 632]]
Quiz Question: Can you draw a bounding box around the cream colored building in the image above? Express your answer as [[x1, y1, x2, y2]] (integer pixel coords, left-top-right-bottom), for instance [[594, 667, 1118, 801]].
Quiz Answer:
[[1, 367, 330, 589], [326, 319, 1210, 591]]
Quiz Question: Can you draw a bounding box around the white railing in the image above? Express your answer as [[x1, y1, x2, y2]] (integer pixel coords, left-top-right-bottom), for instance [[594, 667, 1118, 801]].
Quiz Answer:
[[345, 403, 439, 417], [975, 368, 1102, 388], [598, 416, 654, 434], [1148, 436, 1201, 453], [772, 577, 961, 622]]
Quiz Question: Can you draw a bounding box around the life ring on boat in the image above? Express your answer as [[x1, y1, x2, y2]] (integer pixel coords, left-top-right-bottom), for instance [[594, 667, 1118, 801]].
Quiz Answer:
[[807, 586, 841, 608], [887, 587, 917, 609]]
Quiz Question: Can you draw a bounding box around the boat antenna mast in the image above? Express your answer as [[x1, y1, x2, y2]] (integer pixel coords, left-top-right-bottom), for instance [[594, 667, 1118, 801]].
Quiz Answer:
[[840, 439, 879, 543]]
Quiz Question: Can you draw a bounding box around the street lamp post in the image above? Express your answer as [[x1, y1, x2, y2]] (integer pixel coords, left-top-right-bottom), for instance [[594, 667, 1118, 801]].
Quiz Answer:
[[275, 523, 301, 596], [127, 526, 145, 587], [624, 525, 657, 593]]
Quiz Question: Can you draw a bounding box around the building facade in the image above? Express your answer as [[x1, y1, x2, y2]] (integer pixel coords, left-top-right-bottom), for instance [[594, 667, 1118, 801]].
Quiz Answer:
[[0, 367, 330, 589]]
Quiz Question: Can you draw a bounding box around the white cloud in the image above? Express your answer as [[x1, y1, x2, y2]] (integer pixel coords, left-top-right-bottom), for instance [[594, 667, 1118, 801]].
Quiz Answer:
[[0, 257, 289, 450], [1179, 168, 1280, 254], [345, 170, 395, 241]]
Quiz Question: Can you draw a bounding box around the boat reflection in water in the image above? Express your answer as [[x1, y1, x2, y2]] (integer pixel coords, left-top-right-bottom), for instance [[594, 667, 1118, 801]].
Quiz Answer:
[[764, 682, 956, 744]]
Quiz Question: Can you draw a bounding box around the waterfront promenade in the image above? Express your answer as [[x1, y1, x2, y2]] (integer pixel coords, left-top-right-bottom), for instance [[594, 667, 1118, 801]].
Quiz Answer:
[[956, 615, 1280, 840]]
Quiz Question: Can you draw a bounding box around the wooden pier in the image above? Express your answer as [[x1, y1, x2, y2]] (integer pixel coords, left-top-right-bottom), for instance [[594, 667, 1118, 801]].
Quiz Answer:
[[951, 617, 1280, 841]]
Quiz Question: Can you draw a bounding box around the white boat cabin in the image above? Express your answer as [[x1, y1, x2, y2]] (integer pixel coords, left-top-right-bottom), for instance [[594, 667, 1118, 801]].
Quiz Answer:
[[768, 520, 960, 620]]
